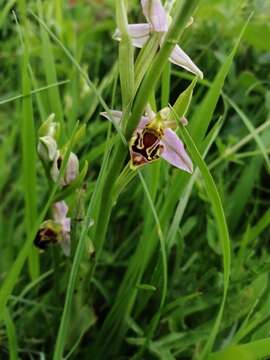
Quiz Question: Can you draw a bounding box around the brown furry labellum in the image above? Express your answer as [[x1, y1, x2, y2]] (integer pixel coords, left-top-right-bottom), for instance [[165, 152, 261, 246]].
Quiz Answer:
[[34, 220, 61, 251], [129, 125, 164, 168]]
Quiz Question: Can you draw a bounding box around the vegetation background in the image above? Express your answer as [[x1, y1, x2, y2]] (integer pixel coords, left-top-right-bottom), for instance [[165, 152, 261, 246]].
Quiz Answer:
[[0, 0, 270, 359]]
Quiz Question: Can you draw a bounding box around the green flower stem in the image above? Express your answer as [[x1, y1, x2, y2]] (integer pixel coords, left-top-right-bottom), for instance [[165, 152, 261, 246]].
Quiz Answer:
[[125, 0, 200, 138], [116, 0, 134, 112], [93, 140, 127, 256], [93, 0, 200, 262]]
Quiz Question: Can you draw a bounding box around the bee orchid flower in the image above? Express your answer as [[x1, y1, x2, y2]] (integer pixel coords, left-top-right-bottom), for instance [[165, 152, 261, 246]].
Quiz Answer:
[[34, 201, 71, 256], [114, 0, 203, 79], [101, 108, 193, 173]]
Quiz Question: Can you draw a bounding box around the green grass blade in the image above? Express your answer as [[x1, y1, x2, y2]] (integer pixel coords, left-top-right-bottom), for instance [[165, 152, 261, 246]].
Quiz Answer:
[[131, 171, 168, 357], [138, 171, 167, 310], [29, 10, 127, 144], [37, 0, 64, 133], [0, 123, 79, 320], [189, 15, 252, 143], [0, 80, 69, 106], [167, 116, 223, 249], [177, 125, 231, 359], [161, 63, 171, 108], [209, 338, 270, 360], [3, 309, 18, 360], [0, 0, 16, 28], [53, 137, 112, 360], [115, 0, 134, 110], [209, 118, 270, 169], [248, 209, 270, 242], [14, 10, 39, 280], [224, 94, 270, 172]]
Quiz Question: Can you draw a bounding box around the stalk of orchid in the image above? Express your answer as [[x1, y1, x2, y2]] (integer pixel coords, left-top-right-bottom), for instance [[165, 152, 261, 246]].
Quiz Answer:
[[92, 0, 201, 259], [53, 1, 202, 358], [87, 1, 202, 357]]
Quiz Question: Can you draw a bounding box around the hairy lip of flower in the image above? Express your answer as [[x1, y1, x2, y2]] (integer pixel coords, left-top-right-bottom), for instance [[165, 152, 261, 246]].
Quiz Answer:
[[34, 202, 71, 256], [101, 109, 193, 173], [34, 225, 59, 251], [129, 122, 164, 168]]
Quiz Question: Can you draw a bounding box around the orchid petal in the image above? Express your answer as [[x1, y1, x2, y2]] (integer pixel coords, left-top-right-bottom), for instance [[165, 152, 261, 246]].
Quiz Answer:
[[64, 152, 79, 184], [53, 201, 71, 256], [100, 110, 123, 125], [138, 115, 151, 129], [141, 0, 168, 32], [169, 45, 203, 79], [37, 135, 58, 162], [160, 128, 193, 173], [60, 233, 71, 256], [50, 151, 79, 186], [101, 110, 150, 129], [53, 201, 69, 224], [114, 23, 151, 48]]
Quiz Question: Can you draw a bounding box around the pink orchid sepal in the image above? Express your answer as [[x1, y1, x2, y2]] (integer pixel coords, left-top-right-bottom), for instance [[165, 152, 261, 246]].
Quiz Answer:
[[50, 150, 79, 186], [52, 201, 71, 256], [114, 0, 203, 79], [101, 108, 193, 173]]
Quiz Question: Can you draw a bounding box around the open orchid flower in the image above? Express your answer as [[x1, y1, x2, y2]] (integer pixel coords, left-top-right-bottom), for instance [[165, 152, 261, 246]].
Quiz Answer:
[[101, 108, 193, 173], [114, 0, 203, 79], [34, 201, 71, 256]]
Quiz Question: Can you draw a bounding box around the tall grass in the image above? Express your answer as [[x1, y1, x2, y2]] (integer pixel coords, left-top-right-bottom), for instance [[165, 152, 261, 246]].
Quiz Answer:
[[1, 0, 270, 359]]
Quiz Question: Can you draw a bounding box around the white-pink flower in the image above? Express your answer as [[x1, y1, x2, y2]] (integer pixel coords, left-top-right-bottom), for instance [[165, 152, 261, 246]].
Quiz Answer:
[[114, 0, 203, 79], [34, 201, 71, 256], [101, 109, 193, 173], [52, 201, 71, 256]]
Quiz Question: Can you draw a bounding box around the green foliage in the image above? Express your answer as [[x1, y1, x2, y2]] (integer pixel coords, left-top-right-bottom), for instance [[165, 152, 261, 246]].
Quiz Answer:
[[0, 0, 270, 359]]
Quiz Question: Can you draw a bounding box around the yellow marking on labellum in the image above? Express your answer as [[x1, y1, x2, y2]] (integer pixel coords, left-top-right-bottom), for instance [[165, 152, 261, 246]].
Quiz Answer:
[[129, 120, 165, 169], [34, 220, 62, 252]]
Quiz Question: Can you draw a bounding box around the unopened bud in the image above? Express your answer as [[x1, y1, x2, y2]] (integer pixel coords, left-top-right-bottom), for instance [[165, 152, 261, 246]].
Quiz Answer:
[[38, 113, 60, 139], [37, 136, 58, 162], [50, 151, 79, 186]]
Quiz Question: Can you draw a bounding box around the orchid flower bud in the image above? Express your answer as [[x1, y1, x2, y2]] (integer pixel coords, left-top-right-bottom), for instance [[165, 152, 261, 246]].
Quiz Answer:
[[37, 135, 58, 162], [50, 150, 79, 186], [38, 113, 60, 139]]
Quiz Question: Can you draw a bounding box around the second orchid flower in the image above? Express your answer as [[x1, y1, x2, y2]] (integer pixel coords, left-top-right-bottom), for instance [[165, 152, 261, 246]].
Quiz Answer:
[[114, 0, 203, 79]]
